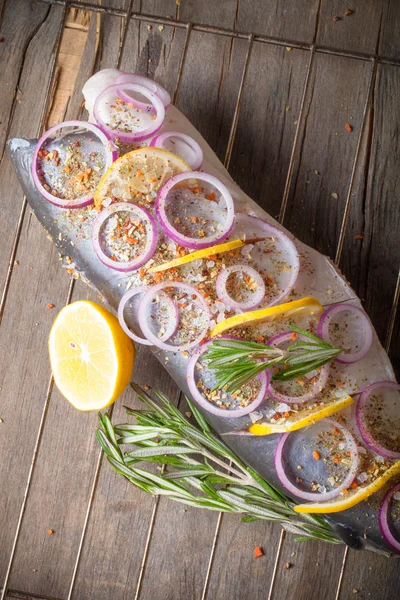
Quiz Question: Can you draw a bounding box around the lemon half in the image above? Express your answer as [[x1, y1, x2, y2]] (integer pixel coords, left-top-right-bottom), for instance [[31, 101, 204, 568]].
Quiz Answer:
[[49, 301, 135, 411]]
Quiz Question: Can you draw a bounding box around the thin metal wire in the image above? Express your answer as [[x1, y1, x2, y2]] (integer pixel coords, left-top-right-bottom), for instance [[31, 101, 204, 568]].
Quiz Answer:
[[201, 513, 224, 600], [134, 497, 161, 600], [278, 45, 316, 225], [116, 0, 135, 68], [334, 546, 349, 600], [267, 530, 286, 600], [385, 268, 400, 353], [0, 0, 71, 323], [335, 58, 378, 265], [0, 278, 75, 600], [36, 0, 400, 67], [173, 23, 192, 105], [67, 405, 114, 600], [224, 34, 254, 170]]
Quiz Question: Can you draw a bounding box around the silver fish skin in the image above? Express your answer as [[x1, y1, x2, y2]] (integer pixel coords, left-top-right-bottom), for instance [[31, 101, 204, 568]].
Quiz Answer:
[[8, 94, 398, 555]]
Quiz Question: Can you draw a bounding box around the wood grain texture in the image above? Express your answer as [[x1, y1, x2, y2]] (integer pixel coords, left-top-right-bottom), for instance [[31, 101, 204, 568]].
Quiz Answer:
[[270, 540, 345, 600], [339, 549, 400, 599], [203, 515, 282, 600], [339, 64, 400, 375], [174, 30, 248, 163], [0, 0, 49, 159], [236, 0, 320, 43], [316, 1, 385, 55], [226, 42, 310, 219], [0, 2, 64, 286], [282, 53, 372, 259]]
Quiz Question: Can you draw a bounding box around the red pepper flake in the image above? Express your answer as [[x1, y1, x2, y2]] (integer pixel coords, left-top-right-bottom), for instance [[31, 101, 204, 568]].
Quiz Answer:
[[192, 187, 201, 194], [344, 9, 353, 16], [313, 451, 321, 461], [0, 37, 4, 43], [254, 546, 264, 559], [47, 303, 55, 309], [350, 481, 358, 489], [354, 234, 364, 240], [291, 331, 297, 340], [345, 123, 353, 132], [206, 192, 216, 200], [47, 529, 54, 535]]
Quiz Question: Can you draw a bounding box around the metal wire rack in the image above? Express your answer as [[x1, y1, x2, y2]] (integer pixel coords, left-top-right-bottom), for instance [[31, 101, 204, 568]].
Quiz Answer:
[[1, 1, 399, 598]]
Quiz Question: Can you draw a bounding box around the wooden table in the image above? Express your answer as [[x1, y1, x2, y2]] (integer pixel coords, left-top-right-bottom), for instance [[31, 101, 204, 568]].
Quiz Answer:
[[1, 1, 399, 598]]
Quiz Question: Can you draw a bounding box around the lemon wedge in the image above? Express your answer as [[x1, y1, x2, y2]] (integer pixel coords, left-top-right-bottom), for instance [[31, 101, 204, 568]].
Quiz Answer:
[[148, 239, 247, 273], [210, 297, 323, 338], [49, 301, 135, 411], [94, 147, 190, 210], [249, 394, 354, 435], [294, 460, 400, 513]]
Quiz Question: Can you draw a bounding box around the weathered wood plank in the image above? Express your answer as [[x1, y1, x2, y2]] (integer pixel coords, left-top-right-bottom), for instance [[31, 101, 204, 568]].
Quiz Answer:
[[0, 0, 50, 159], [270, 540, 345, 600], [204, 515, 282, 600], [236, 0, 320, 44], [340, 64, 400, 370], [339, 550, 400, 599], [282, 53, 372, 259], [380, 1, 400, 60], [174, 30, 249, 163], [0, 3, 71, 584], [316, 1, 384, 55], [0, 3, 65, 290], [227, 42, 310, 220]]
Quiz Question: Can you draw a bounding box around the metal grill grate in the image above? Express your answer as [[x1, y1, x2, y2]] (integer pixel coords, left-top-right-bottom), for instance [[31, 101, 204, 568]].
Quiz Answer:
[[1, 1, 399, 598]]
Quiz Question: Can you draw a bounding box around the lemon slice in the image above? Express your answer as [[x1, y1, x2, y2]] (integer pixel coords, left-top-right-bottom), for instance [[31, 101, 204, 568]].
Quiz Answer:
[[148, 239, 247, 273], [49, 301, 135, 411], [94, 147, 190, 210], [294, 460, 400, 514], [249, 394, 354, 435], [210, 297, 323, 338]]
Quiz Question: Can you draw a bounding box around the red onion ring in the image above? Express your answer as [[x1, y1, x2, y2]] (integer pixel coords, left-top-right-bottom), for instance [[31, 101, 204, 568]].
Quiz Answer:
[[150, 131, 203, 170], [232, 214, 300, 306], [186, 338, 269, 417], [379, 482, 400, 552], [216, 265, 266, 311], [356, 381, 400, 459], [267, 332, 329, 404], [138, 282, 210, 351], [317, 303, 373, 364], [156, 171, 235, 249], [93, 83, 165, 143], [92, 202, 158, 272], [32, 120, 117, 208], [115, 72, 171, 109], [274, 419, 359, 501], [118, 285, 178, 346]]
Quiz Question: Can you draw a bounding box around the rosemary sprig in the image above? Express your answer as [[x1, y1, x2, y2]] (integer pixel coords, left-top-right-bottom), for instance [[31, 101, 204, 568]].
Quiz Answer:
[[203, 326, 343, 394], [96, 383, 341, 545]]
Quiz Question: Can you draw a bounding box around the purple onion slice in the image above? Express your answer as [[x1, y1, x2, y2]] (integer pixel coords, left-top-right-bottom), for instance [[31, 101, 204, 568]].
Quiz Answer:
[[378, 482, 400, 552], [317, 303, 373, 364], [356, 381, 400, 459], [32, 120, 117, 208], [150, 131, 203, 170], [92, 202, 158, 272], [267, 331, 329, 404], [138, 282, 210, 352], [118, 285, 178, 346], [156, 171, 235, 249], [93, 83, 165, 142], [186, 339, 269, 418], [274, 418, 359, 501]]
